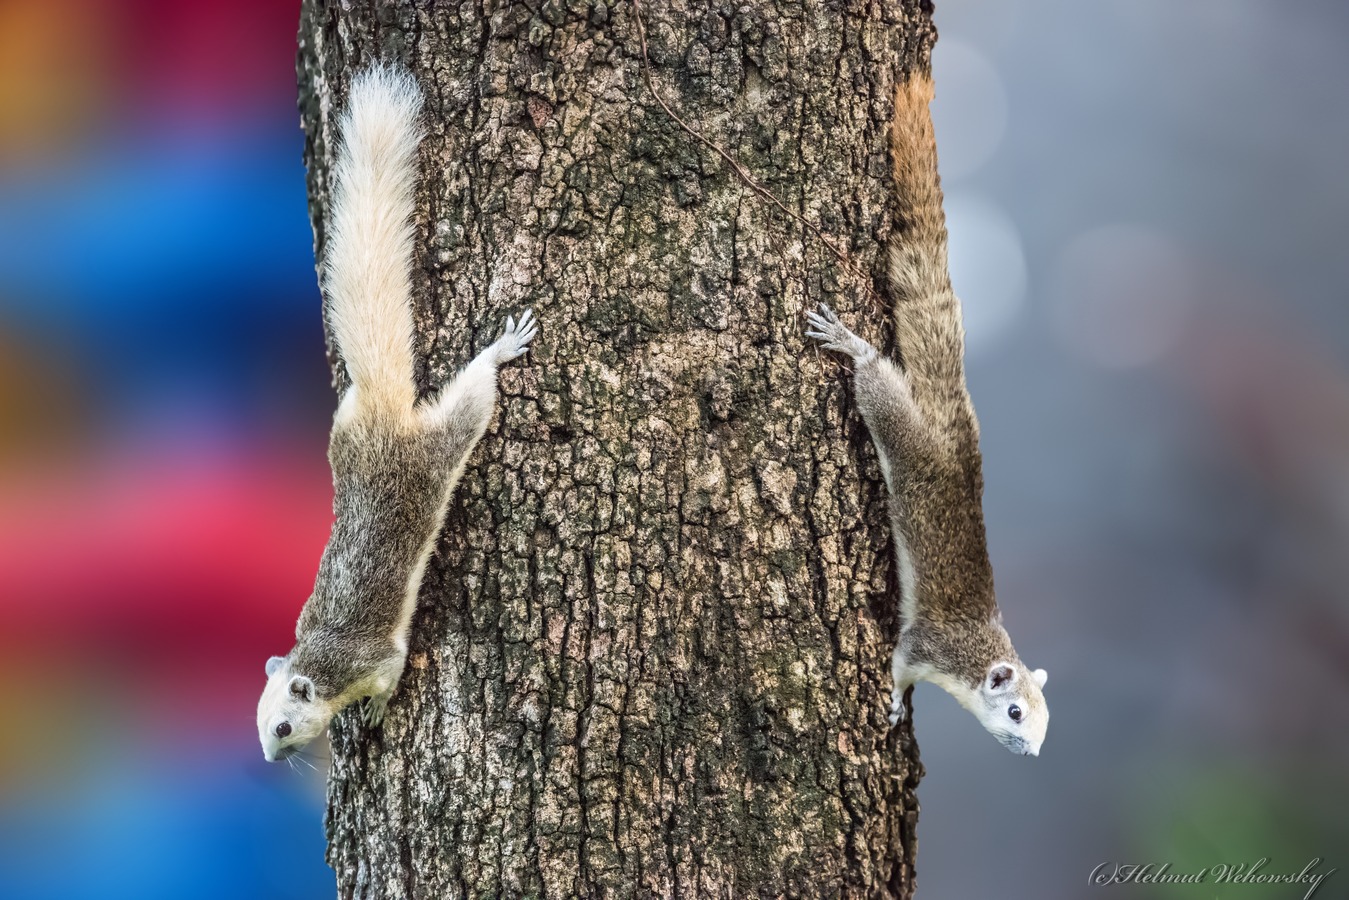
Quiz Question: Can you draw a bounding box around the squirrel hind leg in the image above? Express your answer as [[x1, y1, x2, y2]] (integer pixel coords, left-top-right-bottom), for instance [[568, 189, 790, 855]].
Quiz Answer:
[[889, 687, 913, 727], [362, 692, 391, 727], [889, 645, 917, 726], [490, 308, 538, 364], [418, 309, 538, 431]]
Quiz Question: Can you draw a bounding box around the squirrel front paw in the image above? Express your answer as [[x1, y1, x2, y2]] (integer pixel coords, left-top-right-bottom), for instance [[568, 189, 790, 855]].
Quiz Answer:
[[805, 303, 877, 363], [490, 309, 538, 365]]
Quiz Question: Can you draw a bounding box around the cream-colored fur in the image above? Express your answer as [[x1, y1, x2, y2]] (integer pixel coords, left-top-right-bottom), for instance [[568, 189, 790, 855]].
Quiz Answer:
[[323, 64, 424, 420]]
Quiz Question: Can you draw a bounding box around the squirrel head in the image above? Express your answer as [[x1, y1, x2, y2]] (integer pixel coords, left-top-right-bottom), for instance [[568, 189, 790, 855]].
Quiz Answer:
[[257, 655, 333, 762], [970, 661, 1048, 756]]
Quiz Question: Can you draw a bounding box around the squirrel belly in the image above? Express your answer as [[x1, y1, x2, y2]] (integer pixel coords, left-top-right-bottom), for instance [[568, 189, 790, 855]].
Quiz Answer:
[[256, 64, 538, 763], [805, 71, 1048, 757]]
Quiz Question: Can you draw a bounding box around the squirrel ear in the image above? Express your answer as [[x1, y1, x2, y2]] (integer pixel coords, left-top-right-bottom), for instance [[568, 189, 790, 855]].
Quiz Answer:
[[987, 664, 1017, 693], [288, 675, 315, 702], [1033, 668, 1048, 689], [265, 656, 286, 678]]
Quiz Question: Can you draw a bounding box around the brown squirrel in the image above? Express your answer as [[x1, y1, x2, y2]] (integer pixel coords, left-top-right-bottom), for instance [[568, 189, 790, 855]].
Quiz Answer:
[[806, 73, 1048, 756]]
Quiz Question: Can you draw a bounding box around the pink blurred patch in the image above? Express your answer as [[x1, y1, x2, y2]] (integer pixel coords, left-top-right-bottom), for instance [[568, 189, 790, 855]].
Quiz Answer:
[[119, 0, 301, 122], [0, 446, 332, 727]]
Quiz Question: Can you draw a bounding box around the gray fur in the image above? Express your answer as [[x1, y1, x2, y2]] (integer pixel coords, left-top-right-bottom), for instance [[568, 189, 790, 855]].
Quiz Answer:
[[806, 304, 1047, 755], [257, 319, 536, 762], [293, 421, 468, 698], [256, 63, 539, 762]]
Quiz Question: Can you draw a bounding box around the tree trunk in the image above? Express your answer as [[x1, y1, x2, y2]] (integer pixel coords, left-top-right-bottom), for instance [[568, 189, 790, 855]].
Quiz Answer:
[[297, 0, 933, 896]]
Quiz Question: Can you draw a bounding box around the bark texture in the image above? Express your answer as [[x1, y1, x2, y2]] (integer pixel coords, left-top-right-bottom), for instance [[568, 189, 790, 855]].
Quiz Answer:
[[297, 1, 935, 896]]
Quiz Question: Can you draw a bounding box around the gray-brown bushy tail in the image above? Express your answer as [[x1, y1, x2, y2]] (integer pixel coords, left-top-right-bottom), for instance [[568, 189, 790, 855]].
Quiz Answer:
[[888, 74, 978, 447]]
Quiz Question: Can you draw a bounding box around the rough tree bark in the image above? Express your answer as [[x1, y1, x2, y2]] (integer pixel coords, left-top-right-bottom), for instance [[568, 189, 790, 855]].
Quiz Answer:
[[297, 0, 935, 896]]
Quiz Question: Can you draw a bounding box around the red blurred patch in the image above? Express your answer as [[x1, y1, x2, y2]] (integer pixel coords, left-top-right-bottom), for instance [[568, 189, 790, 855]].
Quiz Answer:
[[0, 0, 300, 159], [119, 0, 301, 121], [0, 446, 332, 663]]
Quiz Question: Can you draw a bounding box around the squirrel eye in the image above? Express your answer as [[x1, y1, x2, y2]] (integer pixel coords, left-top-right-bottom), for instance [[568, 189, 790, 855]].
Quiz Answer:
[[275, 722, 292, 739], [1008, 705, 1022, 722]]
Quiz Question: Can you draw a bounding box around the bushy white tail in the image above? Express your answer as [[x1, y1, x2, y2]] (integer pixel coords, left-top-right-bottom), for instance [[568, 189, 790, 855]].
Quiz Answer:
[[323, 64, 424, 416]]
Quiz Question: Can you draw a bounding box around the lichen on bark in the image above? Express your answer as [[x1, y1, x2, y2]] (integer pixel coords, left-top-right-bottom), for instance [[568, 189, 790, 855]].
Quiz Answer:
[[297, 0, 935, 896]]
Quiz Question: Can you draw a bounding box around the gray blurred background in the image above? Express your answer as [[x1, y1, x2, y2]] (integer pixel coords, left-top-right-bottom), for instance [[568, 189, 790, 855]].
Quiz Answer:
[[921, 0, 1349, 896]]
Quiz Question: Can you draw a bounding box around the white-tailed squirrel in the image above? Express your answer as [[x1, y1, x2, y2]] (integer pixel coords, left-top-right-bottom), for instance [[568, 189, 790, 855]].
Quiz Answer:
[[806, 73, 1048, 756], [256, 64, 538, 762]]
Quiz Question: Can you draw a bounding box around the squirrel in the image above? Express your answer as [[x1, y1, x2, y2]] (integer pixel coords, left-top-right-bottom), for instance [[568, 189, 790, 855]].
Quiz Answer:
[[805, 72, 1048, 756], [256, 64, 538, 763]]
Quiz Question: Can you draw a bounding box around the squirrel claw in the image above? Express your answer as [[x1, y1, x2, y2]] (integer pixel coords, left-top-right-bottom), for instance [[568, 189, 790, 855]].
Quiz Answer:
[[888, 690, 909, 727], [491, 308, 538, 364], [804, 303, 875, 362], [362, 694, 390, 727]]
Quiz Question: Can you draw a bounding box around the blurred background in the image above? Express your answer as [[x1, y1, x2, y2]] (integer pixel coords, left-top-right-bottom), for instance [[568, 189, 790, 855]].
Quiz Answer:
[[927, 0, 1349, 898], [0, 0, 333, 897], [0, 0, 1344, 898]]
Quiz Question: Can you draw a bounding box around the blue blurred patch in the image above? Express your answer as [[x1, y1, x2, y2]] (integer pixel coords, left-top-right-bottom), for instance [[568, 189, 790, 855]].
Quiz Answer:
[[0, 119, 317, 317], [0, 762, 331, 900], [0, 117, 328, 434]]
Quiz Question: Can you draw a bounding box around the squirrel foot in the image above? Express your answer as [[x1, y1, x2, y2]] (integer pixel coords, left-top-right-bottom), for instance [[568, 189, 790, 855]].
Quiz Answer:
[[362, 693, 391, 727], [490, 309, 538, 365], [805, 303, 877, 363], [888, 687, 909, 728]]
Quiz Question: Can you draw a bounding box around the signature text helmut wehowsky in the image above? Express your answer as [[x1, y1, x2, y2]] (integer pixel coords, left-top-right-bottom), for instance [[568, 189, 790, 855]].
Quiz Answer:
[[1090, 858, 1335, 899]]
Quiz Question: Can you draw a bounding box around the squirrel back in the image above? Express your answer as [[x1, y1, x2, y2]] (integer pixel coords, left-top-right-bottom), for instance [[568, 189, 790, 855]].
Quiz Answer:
[[323, 64, 425, 419]]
